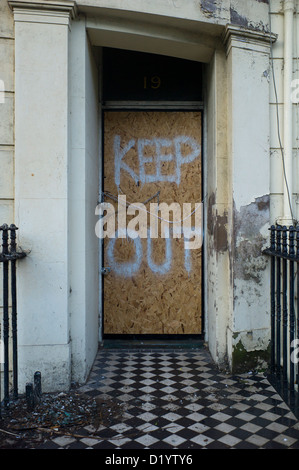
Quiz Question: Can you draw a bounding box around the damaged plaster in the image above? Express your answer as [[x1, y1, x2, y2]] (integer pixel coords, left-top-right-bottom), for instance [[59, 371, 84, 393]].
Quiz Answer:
[[233, 195, 269, 285], [231, 336, 270, 373], [198, 0, 270, 32], [200, 0, 220, 18], [229, 195, 271, 373], [230, 6, 249, 28]]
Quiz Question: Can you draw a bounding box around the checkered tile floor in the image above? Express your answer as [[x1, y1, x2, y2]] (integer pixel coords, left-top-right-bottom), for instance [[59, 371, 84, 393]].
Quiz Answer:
[[39, 347, 299, 449]]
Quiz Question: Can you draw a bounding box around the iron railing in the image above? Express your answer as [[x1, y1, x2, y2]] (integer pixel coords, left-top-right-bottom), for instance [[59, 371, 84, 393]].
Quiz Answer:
[[264, 225, 299, 416], [0, 224, 26, 415]]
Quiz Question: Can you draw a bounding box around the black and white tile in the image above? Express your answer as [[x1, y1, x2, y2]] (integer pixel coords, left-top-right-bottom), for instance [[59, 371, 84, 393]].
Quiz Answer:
[[38, 348, 299, 449]]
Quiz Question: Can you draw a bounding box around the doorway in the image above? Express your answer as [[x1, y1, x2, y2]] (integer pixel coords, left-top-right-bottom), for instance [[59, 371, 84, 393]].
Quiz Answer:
[[100, 48, 204, 340]]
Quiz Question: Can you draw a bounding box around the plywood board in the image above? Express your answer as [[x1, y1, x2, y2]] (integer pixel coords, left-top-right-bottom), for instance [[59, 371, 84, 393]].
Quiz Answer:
[[103, 111, 202, 335]]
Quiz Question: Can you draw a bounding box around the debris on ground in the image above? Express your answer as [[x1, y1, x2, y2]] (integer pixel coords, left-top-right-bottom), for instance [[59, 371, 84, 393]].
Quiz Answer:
[[0, 389, 125, 449]]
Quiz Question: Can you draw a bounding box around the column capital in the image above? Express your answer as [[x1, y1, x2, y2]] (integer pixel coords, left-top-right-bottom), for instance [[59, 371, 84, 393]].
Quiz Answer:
[[222, 24, 277, 56], [8, 0, 77, 24]]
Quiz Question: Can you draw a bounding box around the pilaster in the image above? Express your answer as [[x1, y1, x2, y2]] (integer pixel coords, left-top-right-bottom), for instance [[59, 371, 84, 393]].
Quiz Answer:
[[223, 24, 275, 373], [8, 0, 77, 391]]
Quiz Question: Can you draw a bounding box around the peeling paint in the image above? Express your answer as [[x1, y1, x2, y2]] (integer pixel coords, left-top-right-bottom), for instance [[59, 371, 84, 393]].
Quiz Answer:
[[233, 196, 269, 285], [234, 236, 268, 284], [231, 329, 271, 374], [262, 68, 270, 82], [230, 7, 248, 28], [235, 195, 269, 239], [232, 340, 270, 374], [197, 1, 269, 33], [200, 0, 218, 17], [229, 3, 270, 33]]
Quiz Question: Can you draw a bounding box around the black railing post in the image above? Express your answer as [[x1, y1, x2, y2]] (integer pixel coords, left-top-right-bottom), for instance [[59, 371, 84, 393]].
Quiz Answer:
[[282, 226, 288, 392], [34, 371, 42, 402], [276, 225, 282, 377], [26, 382, 35, 411], [9, 224, 18, 399], [297, 227, 299, 388], [270, 225, 276, 374], [0, 223, 26, 412], [0, 224, 9, 407], [265, 225, 299, 417], [289, 226, 295, 394]]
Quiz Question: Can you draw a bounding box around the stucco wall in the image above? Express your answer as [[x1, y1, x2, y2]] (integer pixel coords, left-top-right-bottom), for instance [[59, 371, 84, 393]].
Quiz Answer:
[[0, 1, 14, 217], [68, 17, 100, 383], [0, 0, 14, 395]]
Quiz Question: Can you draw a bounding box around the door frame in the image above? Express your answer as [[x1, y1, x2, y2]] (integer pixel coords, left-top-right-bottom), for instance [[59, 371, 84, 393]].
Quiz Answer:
[[100, 101, 205, 342]]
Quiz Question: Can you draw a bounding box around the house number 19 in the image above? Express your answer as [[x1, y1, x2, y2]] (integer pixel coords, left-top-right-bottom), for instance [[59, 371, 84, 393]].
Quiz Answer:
[[143, 75, 161, 89]]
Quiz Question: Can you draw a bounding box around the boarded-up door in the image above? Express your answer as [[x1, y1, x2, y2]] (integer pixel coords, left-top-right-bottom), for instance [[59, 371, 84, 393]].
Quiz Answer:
[[103, 111, 202, 335]]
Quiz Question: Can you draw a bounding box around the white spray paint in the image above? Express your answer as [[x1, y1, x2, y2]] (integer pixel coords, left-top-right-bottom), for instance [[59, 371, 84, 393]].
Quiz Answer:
[[114, 136, 139, 187], [106, 228, 143, 278], [147, 227, 172, 275], [105, 226, 200, 277], [104, 132, 202, 277], [114, 135, 201, 187]]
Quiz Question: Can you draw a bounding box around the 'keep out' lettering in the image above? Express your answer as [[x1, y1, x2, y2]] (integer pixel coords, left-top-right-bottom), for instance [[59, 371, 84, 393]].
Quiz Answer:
[[114, 135, 201, 187]]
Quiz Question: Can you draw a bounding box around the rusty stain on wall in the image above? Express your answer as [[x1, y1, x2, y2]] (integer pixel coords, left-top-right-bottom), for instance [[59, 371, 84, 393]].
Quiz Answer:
[[207, 192, 216, 239], [207, 192, 228, 254], [215, 212, 228, 253]]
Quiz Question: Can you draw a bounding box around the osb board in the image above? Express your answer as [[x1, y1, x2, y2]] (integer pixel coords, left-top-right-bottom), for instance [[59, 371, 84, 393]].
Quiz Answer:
[[103, 111, 202, 335]]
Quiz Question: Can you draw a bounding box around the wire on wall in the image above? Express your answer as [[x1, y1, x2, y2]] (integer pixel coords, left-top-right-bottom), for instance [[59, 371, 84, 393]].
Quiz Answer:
[[295, 2, 299, 215], [268, 0, 296, 225]]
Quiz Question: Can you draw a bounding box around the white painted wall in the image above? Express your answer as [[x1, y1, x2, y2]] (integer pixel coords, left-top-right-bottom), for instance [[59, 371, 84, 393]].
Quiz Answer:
[[7, 4, 99, 392], [12, 5, 73, 391], [2, 0, 299, 391], [68, 15, 99, 383]]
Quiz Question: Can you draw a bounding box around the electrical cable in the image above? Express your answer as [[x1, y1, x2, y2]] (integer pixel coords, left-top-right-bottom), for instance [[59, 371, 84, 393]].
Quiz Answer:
[[268, 0, 296, 225]]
